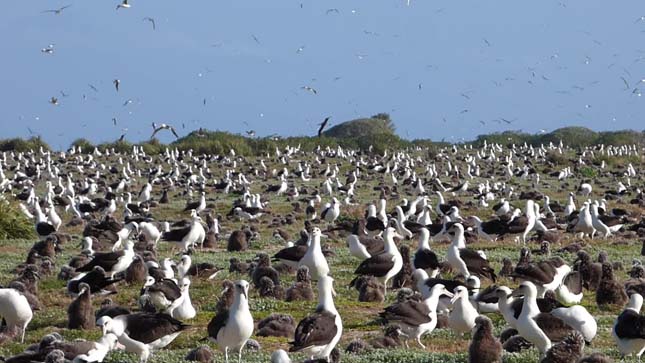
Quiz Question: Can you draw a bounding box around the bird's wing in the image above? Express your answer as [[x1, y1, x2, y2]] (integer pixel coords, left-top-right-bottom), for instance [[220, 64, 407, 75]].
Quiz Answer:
[[354, 253, 395, 277], [126, 313, 187, 343], [170, 127, 179, 138], [207, 310, 230, 339], [150, 128, 160, 139], [381, 301, 432, 326], [290, 312, 338, 351]]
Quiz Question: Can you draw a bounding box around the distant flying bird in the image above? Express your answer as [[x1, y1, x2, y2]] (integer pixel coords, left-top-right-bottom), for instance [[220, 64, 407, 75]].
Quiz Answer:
[[118, 129, 127, 142], [246, 130, 256, 137], [42, 5, 71, 14], [501, 118, 516, 124], [88, 84, 99, 92], [418, 83, 422, 90], [151, 122, 179, 139], [123, 99, 133, 106], [143, 17, 156, 30], [302, 86, 317, 95], [317, 117, 330, 137], [251, 34, 261, 44], [635, 16, 645, 23], [621, 77, 630, 90], [296, 45, 305, 53], [49, 97, 59, 105], [113, 79, 120, 92], [326, 8, 340, 14], [60, 91, 69, 97], [112, 117, 117, 125], [116, 0, 131, 10], [41, 45, 54, 54], [460, 93, 471, 100], [479, 120, 485, 125], [483, 38, 491, 47]]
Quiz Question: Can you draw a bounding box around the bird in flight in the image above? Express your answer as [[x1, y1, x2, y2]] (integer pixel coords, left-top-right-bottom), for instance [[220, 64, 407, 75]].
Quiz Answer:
[[60, 91, 69, 97], [251, 34, 261, 44], [317, 117, 330, 137], [151, 122, 179, 139], [326, 8, 340, 14], [49, 97, 59, 105], [296, 45, 305, 53], [88, 84, 98, 92], [112, 117, 117, 125], [117, 0, 131, 10], [113, 79, 120, 92], [118, 129, 128, 142], [501, 118, 516, 124], [122, 99, 133, 107], [246, 130, 256, 137], [302, 86, 317, 95], [41, 44, 54, 54], [143, 17, 156, 30], [42, 5, 72, 15]]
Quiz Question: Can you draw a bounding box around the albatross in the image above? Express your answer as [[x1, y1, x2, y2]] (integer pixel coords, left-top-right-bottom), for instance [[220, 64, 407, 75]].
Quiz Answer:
[[207, 280, 254, 363], [290, 275, 342, 361]]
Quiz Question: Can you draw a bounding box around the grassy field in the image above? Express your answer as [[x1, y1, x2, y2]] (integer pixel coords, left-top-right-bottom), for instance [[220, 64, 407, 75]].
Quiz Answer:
[[0, 146, 643, 363]]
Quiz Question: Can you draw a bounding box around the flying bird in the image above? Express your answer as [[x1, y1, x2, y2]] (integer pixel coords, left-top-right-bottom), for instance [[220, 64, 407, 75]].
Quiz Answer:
[[317, 117, 330, 137], [88, 84, 99, 92], [118, 129, 128, 142], [42, 5, 71, 14], [112, 117, 117, 125], [296, 45, 305, 53], [251, 34, 261, 44], [123, 99, 133, 106], [60, 91, 69, 97], [49, 97, 59, 105], [621, 77, 630, 90], [246, 130, 256, 137], [41, 45, 54, 54], [302, 86, 317, 95], [113, 79, 120, 92], [326, 8, 340, 14], [116, 0, 131, 10], [143, 17, 156, 30], [151, 122, 179, 139]]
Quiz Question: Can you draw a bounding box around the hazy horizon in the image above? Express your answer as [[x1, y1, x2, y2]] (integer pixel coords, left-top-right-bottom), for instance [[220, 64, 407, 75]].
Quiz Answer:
[[2, 1, 645, 149]]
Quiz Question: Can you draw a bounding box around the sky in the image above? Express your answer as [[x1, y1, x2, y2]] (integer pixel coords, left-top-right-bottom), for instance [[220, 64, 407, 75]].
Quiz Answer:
[[1, 0, 644, 149]]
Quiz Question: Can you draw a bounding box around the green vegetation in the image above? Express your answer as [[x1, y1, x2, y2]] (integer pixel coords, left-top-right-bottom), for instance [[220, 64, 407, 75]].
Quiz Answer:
[[0, 137, 51, 153], [2, 122, 644, 156], [0, 200, 34, 240]]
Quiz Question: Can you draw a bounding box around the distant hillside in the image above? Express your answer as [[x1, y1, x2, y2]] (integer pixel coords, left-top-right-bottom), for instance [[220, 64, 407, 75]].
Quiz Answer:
[[322, 113, 396, 138], [2, 120, 644, 155], [473, 126, 645, 148]]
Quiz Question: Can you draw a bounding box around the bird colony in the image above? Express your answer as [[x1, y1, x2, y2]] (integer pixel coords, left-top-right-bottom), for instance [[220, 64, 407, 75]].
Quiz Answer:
[[0, 140, 644, 363]]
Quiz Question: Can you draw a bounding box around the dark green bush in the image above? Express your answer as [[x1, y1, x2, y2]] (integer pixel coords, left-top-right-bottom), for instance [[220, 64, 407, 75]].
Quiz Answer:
[[0, 200, 34, 239]]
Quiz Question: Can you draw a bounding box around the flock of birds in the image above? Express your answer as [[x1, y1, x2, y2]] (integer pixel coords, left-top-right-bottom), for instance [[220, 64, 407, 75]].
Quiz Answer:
[[0, 138, 643, 363]]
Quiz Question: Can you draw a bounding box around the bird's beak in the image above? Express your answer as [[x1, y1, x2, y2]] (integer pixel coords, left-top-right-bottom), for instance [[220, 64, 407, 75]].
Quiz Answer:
[[394, 233, 405, 240], [242, 289, 248, 300], [442, 291, 454, 299], [449, 293, 460, 304], [319, 233, 328, 238]]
